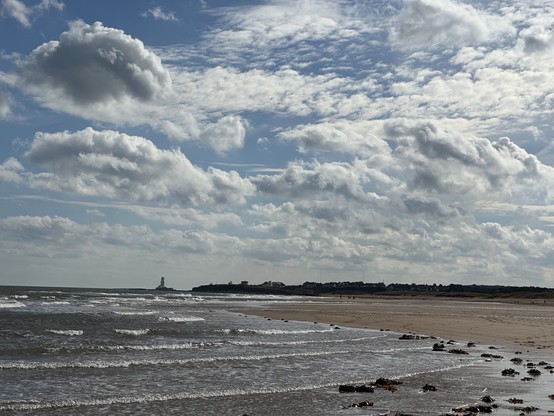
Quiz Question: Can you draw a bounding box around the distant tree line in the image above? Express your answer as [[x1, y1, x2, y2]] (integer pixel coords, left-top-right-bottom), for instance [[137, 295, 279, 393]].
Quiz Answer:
[[192, 281, 554, 297]]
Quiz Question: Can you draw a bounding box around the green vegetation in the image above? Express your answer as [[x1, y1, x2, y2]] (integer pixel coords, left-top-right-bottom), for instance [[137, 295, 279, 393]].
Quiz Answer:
[[192, 281, 554, 298]]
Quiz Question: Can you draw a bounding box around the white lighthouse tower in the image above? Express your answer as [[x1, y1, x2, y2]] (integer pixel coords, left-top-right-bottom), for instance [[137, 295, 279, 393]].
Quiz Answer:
[[156, 277, 166, 290]]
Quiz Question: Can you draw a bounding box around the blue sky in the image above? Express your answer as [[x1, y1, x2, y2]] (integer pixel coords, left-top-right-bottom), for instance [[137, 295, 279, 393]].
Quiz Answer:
[[1, 0, 554, 289]]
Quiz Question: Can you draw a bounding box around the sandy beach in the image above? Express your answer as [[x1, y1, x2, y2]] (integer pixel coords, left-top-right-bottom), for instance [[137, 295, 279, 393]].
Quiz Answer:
[[236, 296, 554, 352], [232, 295, 554, 413]]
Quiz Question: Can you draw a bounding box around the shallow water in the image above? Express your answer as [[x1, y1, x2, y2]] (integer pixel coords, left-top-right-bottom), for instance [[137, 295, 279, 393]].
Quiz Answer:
[[1, 286, 553, 415]]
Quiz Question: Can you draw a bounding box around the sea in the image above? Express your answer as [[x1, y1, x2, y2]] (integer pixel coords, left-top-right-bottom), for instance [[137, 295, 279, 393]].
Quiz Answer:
[[1, 286, 553, 416]]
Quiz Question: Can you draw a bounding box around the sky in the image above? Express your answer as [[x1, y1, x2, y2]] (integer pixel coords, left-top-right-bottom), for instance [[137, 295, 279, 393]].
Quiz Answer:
[[1, 0, 554, 290]]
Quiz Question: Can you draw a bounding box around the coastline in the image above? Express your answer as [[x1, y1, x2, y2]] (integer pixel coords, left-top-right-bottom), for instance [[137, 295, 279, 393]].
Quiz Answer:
[[232, 295, 554, 413], [233, 295, 554, 352]]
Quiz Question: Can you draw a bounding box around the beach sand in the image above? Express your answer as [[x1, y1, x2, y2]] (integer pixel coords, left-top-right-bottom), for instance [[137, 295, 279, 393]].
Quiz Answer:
[[236, 296, 554, 351], [232, 295, 554, 414]]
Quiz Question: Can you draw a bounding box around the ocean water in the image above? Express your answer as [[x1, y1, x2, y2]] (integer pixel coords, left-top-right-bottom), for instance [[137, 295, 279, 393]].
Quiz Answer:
[[1, 286, 553, 415]]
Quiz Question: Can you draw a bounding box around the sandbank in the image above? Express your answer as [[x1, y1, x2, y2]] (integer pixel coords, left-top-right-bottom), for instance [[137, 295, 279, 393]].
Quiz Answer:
[[235, 296, 554, 351]]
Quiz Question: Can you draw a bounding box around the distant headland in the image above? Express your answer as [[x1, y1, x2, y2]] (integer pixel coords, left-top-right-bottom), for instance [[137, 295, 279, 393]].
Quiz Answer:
[[191, 280, 554, 299]]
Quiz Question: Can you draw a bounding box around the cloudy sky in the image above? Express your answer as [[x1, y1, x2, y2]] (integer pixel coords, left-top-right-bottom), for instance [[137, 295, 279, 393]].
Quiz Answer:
[[1, 0, 554, 289]]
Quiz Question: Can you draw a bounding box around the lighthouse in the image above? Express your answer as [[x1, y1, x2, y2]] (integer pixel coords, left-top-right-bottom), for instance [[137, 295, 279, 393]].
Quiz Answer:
[[157, 277, 166, 289], [155, 277, 174, 291]]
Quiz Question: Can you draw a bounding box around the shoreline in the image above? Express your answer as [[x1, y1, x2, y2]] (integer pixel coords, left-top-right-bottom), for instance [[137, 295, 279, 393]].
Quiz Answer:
[[232, 295, 554, 352], [231, 296, 554, 416], [232, 295, 554, 413]]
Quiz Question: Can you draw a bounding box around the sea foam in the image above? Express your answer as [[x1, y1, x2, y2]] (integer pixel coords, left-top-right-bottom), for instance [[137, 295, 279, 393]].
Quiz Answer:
[[113, 329, 151, 336], [46, 330, 83, 336], [159, 316, 205, 322], [0, 300, 26, 309]]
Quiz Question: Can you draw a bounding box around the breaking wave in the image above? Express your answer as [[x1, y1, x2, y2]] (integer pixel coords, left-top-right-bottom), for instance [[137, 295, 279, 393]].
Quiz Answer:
[[0, 300, 26, 309], [159, 316, 205, 322], [112, 311, 156, 316], [216, 328, 335, 335], [46, 330, 83, 336], [113, 329, 150, 336], [0, 346, 430, 370], [228, 335, 384, 347], [0, 361, 475, 412]]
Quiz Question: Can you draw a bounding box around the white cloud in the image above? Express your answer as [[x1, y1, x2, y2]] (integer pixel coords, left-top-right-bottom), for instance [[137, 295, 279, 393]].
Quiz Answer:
[[0, 0, 30, 27], [390, 0, 515, 51], [171, 0, 387, 76], [518, 25, 554, 54], [0, 215, 240, 264], [3, 212, 552, 286], [9, 21, 261, 152], [6, 0, 554, 288], [36, 0, 63, 11], [0, 157, 24, 183], [0, 0, 63, 27], [199, 115, 246, 155], [253, 159, 384, 204], [15, 128, 254, 205], [271, 119, 554, 205], [386, 119, 553, 201], [0, 92, 10, 118], [141, 6, 178, 22], [244, 200, 554, 284], [17, 20, 171, 106], [126, 205, 243, 229], [170, 66, 352, 117], [206, 0, 365, 51], [85, 209, 104, 217], [277, 120, 391, 156]]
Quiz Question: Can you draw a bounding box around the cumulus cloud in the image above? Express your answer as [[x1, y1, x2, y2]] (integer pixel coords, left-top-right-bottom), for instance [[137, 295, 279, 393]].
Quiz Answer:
[[0, 0, 63, 28], [249, 120, 554, 236], [249, 120, 554, 259], [244, 199, 554, 283], [170, 66, 351, 117], [141, 6, 178, 22], [518, 25, 554, 54], [199, 115, 246, 155], [249, 200, 388, 239], [386, 120, 553, 200], [401, 195, 461, 219], [18, 128, 254, 205], [0, 215, 80, 248], [277, 120, 391, 156], [17, 20, 171, 106], [152, 111, 249, 154], [253, 160, 381, 203], [2, 212, 552, 286], [390, 0, 515, 51], [126, 206, 243, 229], [0, 157, 24, 182], [6, 1, 554, 287]]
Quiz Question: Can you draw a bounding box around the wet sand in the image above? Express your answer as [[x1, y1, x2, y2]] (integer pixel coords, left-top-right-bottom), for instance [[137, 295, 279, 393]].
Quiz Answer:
[[235, 296, 554, 351], [233, 295, 554, 414]]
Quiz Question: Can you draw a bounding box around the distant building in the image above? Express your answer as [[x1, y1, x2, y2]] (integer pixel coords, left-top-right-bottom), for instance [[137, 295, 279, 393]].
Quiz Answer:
[[261, 281, 285, 288], [157, 277, 166, 289], [155, 276, 174, 291]]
